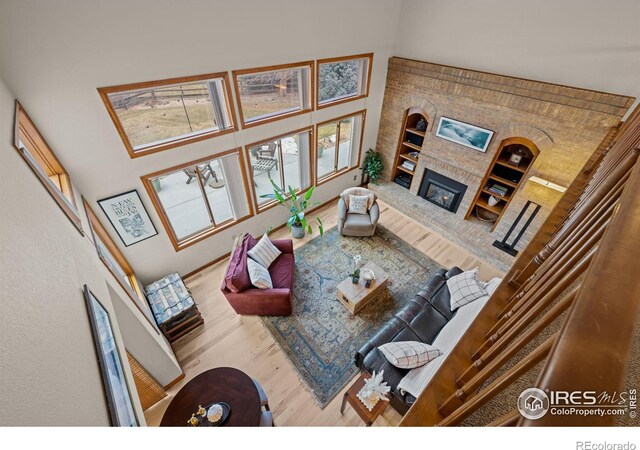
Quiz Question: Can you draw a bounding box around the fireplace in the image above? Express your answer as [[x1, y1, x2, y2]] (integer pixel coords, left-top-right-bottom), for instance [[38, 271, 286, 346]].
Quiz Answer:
[[418, 169, 468, 213]]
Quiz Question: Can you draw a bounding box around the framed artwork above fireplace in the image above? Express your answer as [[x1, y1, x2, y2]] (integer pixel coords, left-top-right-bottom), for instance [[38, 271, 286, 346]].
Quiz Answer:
[[435, 117, 494, 153]]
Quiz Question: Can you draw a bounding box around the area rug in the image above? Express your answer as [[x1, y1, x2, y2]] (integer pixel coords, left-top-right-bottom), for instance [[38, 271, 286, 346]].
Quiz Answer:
[[260, 225, 441, 408]]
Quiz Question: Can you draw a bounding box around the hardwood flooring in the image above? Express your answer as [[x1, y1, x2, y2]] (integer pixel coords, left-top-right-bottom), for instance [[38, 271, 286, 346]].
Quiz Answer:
[[143, 200, 505, 426]]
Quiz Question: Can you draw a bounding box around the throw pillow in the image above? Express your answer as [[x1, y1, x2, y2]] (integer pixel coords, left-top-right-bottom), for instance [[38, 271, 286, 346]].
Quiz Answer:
[[247, 259, 273, 289], [447, 268, 488, 311], [378, 341, 442, 369], [247, 234, 282, 269], [349, 194, 369, 215], [225, 233, 253, 293]]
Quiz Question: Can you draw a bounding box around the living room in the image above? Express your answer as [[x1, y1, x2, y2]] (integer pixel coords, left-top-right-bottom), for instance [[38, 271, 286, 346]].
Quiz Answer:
[[0, 0, 639, 446]]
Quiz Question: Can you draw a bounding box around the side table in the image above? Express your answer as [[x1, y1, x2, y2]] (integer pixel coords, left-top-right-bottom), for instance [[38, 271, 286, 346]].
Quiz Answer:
[[340, 372, 389, 426], [145, 273, 204, 343]]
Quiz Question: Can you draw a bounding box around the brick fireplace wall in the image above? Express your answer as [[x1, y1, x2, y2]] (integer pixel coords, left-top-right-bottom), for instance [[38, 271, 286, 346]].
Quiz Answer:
[[373, 57, 635, 270]]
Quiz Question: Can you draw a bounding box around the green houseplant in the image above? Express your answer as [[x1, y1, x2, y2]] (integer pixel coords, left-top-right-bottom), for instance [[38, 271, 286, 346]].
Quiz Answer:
[[261, 179, 324, 239], [360, 149, 384, 185]]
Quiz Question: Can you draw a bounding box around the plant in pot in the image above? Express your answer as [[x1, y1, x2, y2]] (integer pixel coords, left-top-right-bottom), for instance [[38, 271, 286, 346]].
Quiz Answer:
[[360, 149, 384, 185], [261, 179, 324, 239]]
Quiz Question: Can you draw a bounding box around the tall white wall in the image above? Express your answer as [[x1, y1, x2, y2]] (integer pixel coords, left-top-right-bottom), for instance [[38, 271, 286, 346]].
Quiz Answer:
[[0, 0, 403, 282], [394, 0, 640, 105], [0, 77, 163, 425]]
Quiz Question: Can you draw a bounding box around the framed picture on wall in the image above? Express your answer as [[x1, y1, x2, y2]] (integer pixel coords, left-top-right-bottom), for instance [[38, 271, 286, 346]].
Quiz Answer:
[[97, 189, 158, 246], [84, 285, 139, 426], [435, 116, 494, 153]]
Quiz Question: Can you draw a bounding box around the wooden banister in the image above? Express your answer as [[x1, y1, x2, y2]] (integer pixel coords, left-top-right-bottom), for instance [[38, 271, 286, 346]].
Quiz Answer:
[[521, 151, 640, 426]]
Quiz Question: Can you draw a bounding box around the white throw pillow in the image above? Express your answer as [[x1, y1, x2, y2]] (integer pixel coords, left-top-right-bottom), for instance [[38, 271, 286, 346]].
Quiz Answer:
[[247, 259, 273, 289], [378, 341, 442, 369], [447, 268, 488, 311], [483, 277, 502, 296], [349, 194, 369, 215], [247, 234, 282, 269]]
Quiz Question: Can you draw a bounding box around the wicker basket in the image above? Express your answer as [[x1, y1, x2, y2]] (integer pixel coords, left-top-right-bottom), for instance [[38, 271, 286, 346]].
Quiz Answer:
[[475, 206, 499, 223]]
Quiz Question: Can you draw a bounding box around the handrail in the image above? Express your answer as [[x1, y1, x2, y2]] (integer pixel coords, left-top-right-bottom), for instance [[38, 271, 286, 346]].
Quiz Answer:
[[520, 126, 640, 425]]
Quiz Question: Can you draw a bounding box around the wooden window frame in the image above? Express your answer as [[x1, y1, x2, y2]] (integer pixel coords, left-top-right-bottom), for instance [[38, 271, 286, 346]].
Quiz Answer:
[[316, 53, 373, 110], [141, 148, 254, 251], [232, 61, 315, 129], [98, 72, 238, 159], [315, 110, 367, 186], [244, 126, 314, 214], [13, 100, 83, 233], [83, 199, 159, 332]]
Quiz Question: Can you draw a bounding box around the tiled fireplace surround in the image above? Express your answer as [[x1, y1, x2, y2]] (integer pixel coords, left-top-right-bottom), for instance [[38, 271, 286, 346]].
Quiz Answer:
[[371, 58, 634, 271]]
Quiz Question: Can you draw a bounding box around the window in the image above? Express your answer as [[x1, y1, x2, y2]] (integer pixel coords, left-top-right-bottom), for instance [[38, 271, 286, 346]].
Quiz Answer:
[[84, 201, 158, 331], [233, 61, 313, 127], [98, 73, 236, 158], [317, 54, 372, 108], [246, 128, 313, 211], [315, 111, 366, 183], [13, 101, 82, 232], [142, 149, 252, 250]]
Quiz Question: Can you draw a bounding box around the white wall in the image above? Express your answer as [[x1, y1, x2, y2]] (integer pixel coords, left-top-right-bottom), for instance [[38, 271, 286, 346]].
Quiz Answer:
[[0, 77, 150, 425], [0, 0, 403, 282], [394, 0, 640, 106]]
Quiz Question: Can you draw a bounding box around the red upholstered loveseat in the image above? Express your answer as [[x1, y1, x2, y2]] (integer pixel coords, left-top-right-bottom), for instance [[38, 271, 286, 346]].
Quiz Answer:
[[220, 234, 294, 316]]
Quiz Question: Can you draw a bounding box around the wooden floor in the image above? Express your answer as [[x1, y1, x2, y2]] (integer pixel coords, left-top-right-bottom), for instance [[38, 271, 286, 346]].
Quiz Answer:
[[144, 200, 505, 426]]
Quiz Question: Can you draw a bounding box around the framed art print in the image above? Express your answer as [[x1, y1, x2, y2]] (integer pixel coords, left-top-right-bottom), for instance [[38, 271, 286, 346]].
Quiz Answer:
[[84, 285, 139, 426], [98, 189, 158, 246], [435, 116, 494, 153]]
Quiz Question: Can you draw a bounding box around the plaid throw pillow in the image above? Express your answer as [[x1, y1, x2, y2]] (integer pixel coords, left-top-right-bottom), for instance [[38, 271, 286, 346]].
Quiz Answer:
[[378, 341, 443, 369], [447, 268, 488, 311]]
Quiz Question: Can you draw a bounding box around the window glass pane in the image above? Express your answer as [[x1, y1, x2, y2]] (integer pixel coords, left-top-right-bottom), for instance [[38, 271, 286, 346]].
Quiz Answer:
[[95, 234, 141, 306], [249, 141, 282, 205], [19, 143, 77, 211], [317, 122, 338, 179], [202, 159, 234, 223], [237, 67, 309, 123], [337, 117, 354, 171], [282, 135, 300, 192], [107, 79, 231, 150], [151, 169, 212, 240], [319, 59, 361, 104]]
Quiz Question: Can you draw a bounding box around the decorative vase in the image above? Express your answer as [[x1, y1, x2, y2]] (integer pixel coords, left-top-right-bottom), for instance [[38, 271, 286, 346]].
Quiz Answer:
[[291, 224, 305, 239], [351, 273, 360, 284], [488, 195, 499, 207]]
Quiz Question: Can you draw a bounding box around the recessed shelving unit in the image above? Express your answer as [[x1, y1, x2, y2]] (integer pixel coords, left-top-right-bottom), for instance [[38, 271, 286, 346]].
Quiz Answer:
[[465, 137, 539, 230], [392, 107, 429, 190]]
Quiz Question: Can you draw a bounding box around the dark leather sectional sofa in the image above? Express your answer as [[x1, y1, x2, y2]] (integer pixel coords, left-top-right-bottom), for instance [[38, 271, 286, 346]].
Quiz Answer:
[[355, 267, 463, 415]]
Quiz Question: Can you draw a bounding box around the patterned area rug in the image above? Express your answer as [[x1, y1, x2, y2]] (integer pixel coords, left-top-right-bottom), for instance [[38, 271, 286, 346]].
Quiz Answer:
[[260, 225, 440, 408]]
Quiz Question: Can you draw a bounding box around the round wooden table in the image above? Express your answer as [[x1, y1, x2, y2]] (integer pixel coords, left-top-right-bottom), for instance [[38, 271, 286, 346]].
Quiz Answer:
[[160, 367, 262, 427]]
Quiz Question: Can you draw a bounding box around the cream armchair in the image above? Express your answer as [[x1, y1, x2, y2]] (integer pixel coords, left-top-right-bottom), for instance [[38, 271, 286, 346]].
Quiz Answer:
[[337, 187, 380, 237]]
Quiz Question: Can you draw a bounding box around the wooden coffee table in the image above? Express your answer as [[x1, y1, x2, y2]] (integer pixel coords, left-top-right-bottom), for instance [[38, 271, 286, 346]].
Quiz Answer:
[[160, 367, 262, 427], [340, 371, 389, 426], [336, 262, 389, 315]]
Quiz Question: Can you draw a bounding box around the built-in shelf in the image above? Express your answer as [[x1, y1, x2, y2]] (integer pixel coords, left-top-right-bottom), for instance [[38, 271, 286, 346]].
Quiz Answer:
[[405, 127, 426, 137], [398, 153, 419, 163], [465, 137, 539, 230], [396, 165, 415, 175], [392, 107, 429, 190], [402, 141, 422, 151]]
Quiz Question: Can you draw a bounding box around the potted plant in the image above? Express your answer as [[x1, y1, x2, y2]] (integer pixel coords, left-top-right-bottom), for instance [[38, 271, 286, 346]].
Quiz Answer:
[[261, 179, 324, 239], [360, 149, 384, 185]]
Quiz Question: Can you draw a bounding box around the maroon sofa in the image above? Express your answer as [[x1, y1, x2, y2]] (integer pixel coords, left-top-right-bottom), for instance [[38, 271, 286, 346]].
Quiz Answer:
[[220, 234, 295, 316]]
